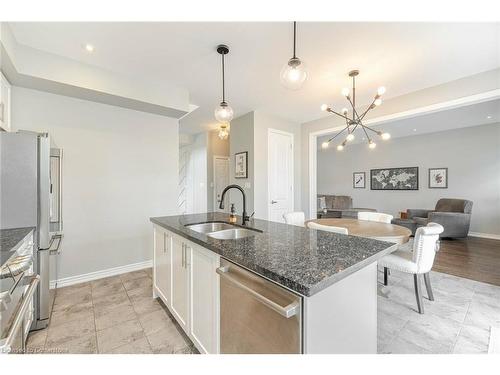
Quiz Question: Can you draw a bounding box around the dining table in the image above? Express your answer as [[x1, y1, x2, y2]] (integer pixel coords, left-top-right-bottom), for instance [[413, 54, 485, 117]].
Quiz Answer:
[[306, 218, 412, 245]]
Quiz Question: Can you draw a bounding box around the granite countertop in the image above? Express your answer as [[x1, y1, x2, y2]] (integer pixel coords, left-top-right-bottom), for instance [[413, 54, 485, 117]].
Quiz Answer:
[[151, 212, 397, 297], [0, 227, 35, 267]]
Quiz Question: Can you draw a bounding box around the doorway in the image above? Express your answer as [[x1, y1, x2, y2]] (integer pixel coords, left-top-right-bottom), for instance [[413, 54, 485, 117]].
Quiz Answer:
[[213, 156, 230, 212], [268, 129, 294, 223]]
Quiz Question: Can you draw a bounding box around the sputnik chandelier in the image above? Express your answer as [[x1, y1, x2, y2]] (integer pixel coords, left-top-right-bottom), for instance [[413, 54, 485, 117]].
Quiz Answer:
[[321, 70, 391, 151]]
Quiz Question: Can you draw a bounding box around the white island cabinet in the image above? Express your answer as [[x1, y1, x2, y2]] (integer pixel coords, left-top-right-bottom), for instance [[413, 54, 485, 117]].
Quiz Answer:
[[170, 235, 189, 331], [153, 222, 380, 354], [153, 226, 171, 304], [153, 224, 220, 354]]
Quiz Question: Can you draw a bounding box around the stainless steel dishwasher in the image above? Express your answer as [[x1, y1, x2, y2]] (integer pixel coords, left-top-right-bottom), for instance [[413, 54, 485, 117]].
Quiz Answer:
[[217, 259, 302, 353]]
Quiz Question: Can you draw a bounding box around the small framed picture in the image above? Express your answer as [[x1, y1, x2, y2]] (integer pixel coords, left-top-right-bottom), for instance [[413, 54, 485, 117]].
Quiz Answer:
[[235, 151, 248, 179], [353, 172, 366, 189], [428, 168, 448, 188]]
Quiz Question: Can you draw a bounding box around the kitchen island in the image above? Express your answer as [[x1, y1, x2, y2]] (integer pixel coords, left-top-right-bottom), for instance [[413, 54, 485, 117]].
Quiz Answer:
[[150, 212, 397, 354]]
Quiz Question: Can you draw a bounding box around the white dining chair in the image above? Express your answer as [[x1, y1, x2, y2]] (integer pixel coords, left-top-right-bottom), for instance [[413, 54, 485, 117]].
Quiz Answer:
[[378, 222, 444, 314], [307, 221, 348, 235], [358, 211, 394, 224], [283, 212, 305, 227]]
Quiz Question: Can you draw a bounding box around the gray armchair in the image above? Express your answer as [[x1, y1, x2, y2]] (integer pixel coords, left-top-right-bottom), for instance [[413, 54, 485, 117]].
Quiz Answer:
[[407, 198, 473, 238]]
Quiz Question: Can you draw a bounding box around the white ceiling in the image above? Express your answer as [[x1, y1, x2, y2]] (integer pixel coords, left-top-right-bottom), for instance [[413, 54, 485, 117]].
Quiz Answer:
[[317, 99, 500, 146], [8, 22, 500, 133]]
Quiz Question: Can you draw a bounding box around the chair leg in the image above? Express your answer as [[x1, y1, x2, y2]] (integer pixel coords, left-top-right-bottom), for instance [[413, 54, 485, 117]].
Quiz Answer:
[[383, 267, 388, 286], [413, 274, 424, 314], [423, 272, 434, 301]]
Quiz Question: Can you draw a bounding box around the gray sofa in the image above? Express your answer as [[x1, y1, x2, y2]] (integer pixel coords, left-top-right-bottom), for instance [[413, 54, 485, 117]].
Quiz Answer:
[[407, 198, 473, 238], [317, 195, 376, 218]]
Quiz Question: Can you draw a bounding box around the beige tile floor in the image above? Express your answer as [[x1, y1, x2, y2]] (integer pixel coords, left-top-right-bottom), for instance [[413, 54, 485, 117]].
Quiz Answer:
[[26, 268, 197, 354], [26, 267, 499, 354]]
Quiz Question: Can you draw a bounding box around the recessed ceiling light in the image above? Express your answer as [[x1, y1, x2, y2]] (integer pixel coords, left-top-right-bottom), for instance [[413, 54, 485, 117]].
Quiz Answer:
[[85, 44, 94, 53], [487, 115, 492, 119], [413, 129, 417, 132]]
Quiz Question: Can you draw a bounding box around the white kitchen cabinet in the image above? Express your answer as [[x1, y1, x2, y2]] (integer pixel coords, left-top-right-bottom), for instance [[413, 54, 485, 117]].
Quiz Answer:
[[170, 235, 190, 332], [152, 225, 220, 354], [0, 71, 12, 132], [153, 225, 171, 305], [189, 244, 220, 354]]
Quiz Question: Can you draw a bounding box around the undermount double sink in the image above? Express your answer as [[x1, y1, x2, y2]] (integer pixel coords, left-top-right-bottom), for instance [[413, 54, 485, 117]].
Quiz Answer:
[[185, 221, 262, 240]]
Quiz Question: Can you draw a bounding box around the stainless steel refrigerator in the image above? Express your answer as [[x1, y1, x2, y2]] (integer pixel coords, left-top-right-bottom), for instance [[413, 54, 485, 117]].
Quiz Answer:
[[0, 130, 63, 330]]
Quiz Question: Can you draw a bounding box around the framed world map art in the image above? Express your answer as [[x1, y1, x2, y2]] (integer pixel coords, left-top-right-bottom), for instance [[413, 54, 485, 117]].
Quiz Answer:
[[370, 167, 419, 190]]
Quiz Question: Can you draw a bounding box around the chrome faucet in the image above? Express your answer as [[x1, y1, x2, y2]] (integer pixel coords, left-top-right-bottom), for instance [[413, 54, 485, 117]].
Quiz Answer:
[[219, 184, 250, 225]]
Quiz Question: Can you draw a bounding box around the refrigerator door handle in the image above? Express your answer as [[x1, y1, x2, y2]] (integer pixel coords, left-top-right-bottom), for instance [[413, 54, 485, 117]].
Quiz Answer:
[[37, 134, 51, 250]]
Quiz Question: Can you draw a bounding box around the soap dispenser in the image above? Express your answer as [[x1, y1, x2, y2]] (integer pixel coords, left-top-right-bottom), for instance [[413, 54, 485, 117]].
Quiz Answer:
[[229, 203, 237, 224]]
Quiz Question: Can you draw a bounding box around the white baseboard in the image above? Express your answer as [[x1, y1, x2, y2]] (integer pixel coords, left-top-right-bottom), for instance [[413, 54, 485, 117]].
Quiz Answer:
[[468, 232, 500, 240], [50, 260, 153, 289]]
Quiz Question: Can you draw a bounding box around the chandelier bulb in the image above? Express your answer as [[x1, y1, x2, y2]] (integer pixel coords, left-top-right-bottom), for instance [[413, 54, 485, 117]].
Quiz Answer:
[[320, 104, 329, 112], [381, 132, 391, 140], [341, 107, 349, 115], [336, 144, 344, 151], [321, 142, 329, 149], [341, 88, 350, 97], [377, 86, 386, 96], [374, 98, 383, 106], [369, 140, 377, 149], [346, 133, 355, 142]]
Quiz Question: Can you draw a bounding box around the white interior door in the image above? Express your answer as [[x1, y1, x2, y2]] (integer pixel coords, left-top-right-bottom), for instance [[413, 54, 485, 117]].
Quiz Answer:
[[214, 156, 230, 212], [268, 129, 294, 223]]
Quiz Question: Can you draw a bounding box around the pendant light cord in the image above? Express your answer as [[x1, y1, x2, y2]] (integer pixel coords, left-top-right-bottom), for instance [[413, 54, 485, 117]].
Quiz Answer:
[[293, 21, 297, 59], [221, 52, 226, 103]]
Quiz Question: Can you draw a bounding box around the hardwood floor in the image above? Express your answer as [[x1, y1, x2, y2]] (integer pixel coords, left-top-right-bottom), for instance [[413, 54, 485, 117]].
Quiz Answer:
[[433, 236, 500, 286]]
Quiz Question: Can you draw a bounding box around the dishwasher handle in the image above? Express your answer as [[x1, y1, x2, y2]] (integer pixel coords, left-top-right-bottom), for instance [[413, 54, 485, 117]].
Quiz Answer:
[[216, 266, 299, 319]]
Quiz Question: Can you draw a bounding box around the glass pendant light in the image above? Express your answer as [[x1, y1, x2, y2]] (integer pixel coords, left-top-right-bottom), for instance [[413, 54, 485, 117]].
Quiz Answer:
[[280, 22, 307, 90], [214, 44, 234, 124]]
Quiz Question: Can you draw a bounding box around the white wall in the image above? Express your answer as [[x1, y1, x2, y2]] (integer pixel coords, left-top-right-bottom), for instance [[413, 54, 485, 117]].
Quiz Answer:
[[317, 123, 500, 236], [11, 87, 179, 279], [229, 112, 255, 214], [179, 133, 208, 214]]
